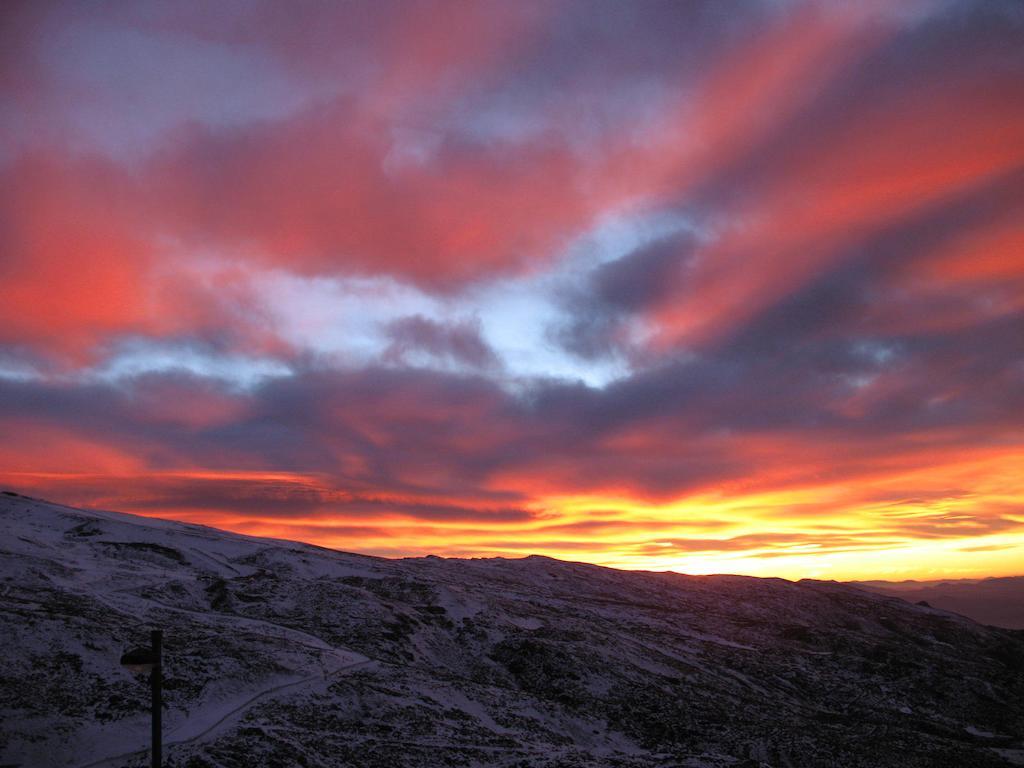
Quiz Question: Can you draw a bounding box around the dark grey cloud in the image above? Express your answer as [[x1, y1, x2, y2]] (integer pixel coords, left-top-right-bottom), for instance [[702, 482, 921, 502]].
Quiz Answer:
[[384, 315, 500, 370], [552, 232, 696, 360]]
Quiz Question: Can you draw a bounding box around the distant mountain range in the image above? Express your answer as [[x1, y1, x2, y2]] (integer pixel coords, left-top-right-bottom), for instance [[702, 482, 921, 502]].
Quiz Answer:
[[1, 492, 1022, 767], [854, 577, 1024, 630]]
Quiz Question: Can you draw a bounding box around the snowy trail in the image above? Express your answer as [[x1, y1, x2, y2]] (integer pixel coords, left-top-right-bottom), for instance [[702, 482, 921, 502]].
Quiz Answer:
[[75, 658, 374, 768], [170, 658, 374, 748]]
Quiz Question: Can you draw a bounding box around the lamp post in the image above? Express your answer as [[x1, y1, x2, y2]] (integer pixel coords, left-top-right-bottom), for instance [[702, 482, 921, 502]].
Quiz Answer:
[[120, 629, 162, 768]]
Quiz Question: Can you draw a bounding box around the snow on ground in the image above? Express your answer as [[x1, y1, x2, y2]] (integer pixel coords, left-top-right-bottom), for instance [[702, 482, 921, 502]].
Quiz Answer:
[[2, 492, 1023, 767]]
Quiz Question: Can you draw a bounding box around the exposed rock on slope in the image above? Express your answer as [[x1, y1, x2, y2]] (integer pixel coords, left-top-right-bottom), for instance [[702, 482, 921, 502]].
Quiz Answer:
[[1, 493, 1022, 767]]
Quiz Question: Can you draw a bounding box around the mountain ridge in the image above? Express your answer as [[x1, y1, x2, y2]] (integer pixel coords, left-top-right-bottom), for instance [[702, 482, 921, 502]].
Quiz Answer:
[[854, 576, 1024, 630], [2, 492, 1023, 767]]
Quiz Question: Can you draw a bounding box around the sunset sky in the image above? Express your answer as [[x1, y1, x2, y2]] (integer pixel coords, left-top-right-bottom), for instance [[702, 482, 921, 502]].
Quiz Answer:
[[2, 0, 1023, 580]]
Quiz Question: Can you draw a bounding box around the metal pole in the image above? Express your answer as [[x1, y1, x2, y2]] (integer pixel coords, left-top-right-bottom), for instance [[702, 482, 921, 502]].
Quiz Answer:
[[151, 629, 162, 768]]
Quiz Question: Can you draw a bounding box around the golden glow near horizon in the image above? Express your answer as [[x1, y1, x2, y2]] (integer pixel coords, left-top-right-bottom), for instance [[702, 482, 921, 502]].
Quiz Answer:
[[5, 459, 1022, 581]]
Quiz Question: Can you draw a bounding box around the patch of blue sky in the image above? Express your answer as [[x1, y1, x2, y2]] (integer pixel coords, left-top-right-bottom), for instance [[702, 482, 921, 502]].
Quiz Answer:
[[462, 209, 695, 385], [253, 270, 444, 366], [236, 208, 697, 387], [0, 357, 42, 383], [86, 339, 290, 389]]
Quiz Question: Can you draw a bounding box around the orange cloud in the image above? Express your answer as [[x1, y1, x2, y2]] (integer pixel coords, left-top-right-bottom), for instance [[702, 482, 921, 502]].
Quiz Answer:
[[644, 70, 1024, 350]]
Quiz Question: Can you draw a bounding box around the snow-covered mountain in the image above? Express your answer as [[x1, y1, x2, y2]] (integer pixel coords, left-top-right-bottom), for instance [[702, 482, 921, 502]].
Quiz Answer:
[[1, 492, 1022, 768]]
